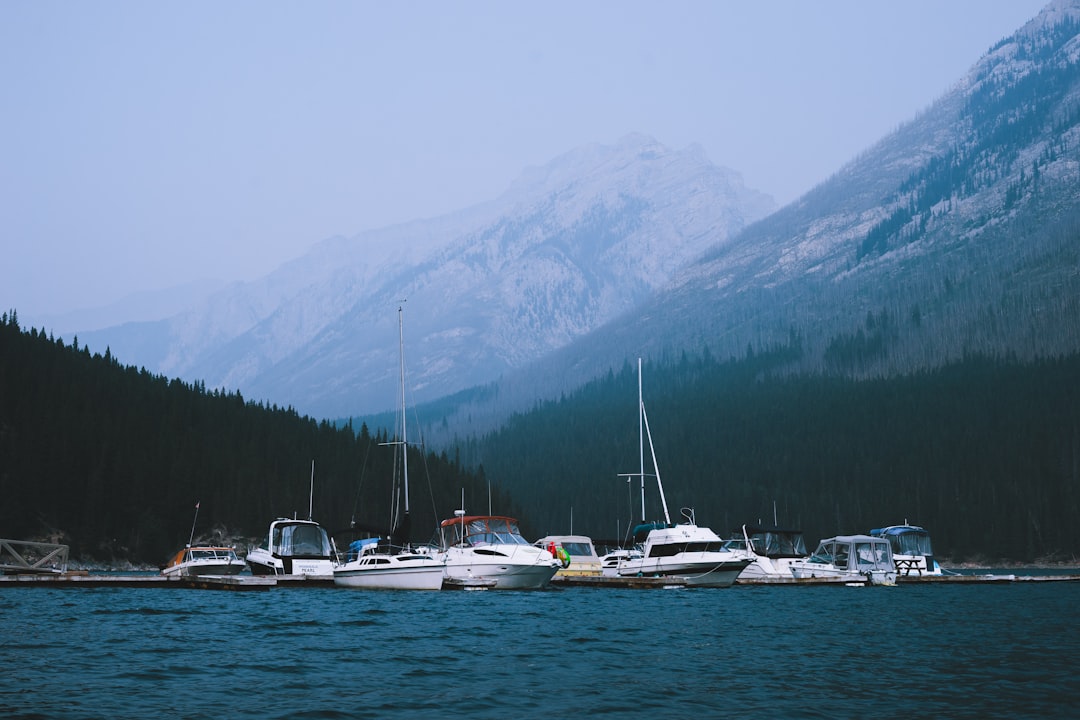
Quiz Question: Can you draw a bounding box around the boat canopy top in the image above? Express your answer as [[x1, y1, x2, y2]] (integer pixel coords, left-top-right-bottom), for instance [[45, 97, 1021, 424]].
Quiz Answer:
[[434, 515, 531, 549], [534, 535, 599, 559], [268, 520, 333, 558], [808, 535, 894, 573], [741, 524, 808, 559], [632, 522, 673, 544], [870, 525, 934, 556]]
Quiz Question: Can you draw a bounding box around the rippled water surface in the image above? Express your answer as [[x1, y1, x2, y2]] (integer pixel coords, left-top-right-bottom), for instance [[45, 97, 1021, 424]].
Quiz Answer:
[[3, 580, 1079, 718]]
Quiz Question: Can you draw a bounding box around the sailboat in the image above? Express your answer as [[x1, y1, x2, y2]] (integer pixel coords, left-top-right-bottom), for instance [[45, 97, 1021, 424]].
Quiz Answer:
[[333, 305, 446, 590], [609, 359, 751, 587]]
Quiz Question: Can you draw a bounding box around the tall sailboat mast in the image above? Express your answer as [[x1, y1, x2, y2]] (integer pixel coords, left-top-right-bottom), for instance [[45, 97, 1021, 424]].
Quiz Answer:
[[638, 358, 645, 522], [623, 358, 671, 526], [398, 304, 409, 517]]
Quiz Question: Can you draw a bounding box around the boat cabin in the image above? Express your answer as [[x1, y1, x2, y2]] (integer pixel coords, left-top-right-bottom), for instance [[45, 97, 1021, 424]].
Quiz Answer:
[[870, 524, 941, 575], [808, 535, 894, 575], [741, 524, 808, 559], [535, 534, 601, 575]]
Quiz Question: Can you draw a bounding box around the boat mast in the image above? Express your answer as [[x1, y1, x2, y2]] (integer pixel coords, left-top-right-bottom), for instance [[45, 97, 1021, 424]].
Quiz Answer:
[[398, 303, 409, 518], [638, 358, 645, 522], [308, 459, 315, 521], [640, 384, 671, 525]]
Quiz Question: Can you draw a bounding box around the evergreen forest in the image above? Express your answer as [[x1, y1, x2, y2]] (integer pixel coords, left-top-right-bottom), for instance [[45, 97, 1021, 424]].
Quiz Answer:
[[462, 344, 1080, 563], [0, 311, 510, 566], [4, 309, 1079, 566]]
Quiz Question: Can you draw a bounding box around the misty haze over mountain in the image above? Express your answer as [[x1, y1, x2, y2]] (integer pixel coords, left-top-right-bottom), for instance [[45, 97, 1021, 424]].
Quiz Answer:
[[76, 1, 1080, 432]]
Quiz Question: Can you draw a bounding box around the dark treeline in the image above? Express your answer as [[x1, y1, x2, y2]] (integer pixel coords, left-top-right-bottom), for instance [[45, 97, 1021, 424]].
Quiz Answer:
[[0, 311, 512, 565], [465, 345, 1080, 562]]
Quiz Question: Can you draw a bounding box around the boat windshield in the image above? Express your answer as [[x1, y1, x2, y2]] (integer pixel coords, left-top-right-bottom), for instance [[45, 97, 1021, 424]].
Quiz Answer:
[[275, 524, 332, 557], [190, 549, 236, 561], [747, 529, 808, 558], [854, 541, 893, 571], [436, 517, 530, 548], [808, 541, 839, 565], [561, 542, 597, 558], [890, 531, 933, 556]]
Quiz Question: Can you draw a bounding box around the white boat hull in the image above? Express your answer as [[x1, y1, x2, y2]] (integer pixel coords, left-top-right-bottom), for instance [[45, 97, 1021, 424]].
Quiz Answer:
[[246, 549, 334, 577], [441, 546, 559, 590], [790, 564, 897, 585], [162, 560, 246, 578], [333, 557, 445, 590], [616, 555, 750, 588]]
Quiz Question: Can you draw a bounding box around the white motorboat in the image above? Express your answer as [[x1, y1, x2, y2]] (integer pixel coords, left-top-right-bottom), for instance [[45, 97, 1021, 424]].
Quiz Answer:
[[246, 517, 335, 577], [609, 359, 751, 588], [333, 305, 445, 591], [870, 523, 943, 576], [600, 548, 642, 577], [725, 523, 809, 582], [162, 501, 246, 577], [247, 461, 335, 577], [789, 534, 897, 585], [432, 512, 560, 589], [534, 535, 600, 576], [613, 512, 751, 587], [162, 545, 246, 577]]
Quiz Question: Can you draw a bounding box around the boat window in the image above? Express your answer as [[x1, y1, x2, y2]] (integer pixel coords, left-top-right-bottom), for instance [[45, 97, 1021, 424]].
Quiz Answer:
[[646, 540, 724, 558], [855, 542, 891, 570], [280, 524, 331, 557], [833, 544, 849, 570], [808, 542, 834, 564], [474, 548, 508, 557], [562, 542, 596, 557], [893, 532, 933, 557]]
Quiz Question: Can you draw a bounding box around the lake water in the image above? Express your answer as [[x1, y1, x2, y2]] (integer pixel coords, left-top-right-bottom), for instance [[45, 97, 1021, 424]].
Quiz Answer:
[[2, 578, 1079, 719]]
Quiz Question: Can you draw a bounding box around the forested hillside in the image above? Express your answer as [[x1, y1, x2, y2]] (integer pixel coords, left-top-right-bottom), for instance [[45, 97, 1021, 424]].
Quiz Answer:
[[463, 345, 1080, 562], [0, 311, 510, 565]]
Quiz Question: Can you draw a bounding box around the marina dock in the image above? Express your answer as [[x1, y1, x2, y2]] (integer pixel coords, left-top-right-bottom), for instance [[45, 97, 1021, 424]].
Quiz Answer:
[[0, 572, 329, 590], [1, 569, 1077, 590]]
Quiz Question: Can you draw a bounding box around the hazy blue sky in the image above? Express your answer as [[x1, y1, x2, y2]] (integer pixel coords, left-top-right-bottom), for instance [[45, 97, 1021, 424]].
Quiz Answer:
[[2, 1, 1048, 322]]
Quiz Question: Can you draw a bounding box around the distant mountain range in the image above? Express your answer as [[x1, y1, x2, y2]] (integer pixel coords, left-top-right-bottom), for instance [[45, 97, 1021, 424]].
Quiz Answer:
[[81, 134, 775, 417], [482, 0, 1080, 417], [83, 1, 1080, 431]]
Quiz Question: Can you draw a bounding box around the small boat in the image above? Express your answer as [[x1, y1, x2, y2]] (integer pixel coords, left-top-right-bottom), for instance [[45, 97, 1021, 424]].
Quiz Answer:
[[534, 535, 600, 576], [432, 512, 561, 590], [333, 305, 446, 591], [608, 359, 751, 588], [869, 523, 943, 576], [162, 546, 246, 578], [613, 513, 751, 587], [725, 523, 809, 582], [789, 534, 897, 586], [246, 517, 335, 577], [600, 548, 642, 577], [162, 501, 246, 577], [247, 462, 336, 577]]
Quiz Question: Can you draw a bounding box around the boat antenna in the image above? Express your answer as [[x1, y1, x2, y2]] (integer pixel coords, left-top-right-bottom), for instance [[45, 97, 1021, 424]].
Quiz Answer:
[[187, 500, 200, 548], [308, 459, 315, 521]]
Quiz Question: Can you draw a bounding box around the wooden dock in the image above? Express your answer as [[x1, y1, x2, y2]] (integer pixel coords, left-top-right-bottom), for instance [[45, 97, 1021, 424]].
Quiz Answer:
[[0, 572, 329, 590], [2, 570, 1077, 590], [553, 571, 1080, 588]]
